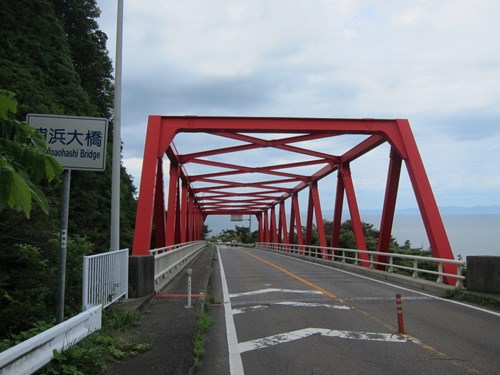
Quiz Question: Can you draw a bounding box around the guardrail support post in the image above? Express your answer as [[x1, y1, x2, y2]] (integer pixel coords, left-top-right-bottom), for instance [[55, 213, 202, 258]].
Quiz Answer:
[[412, 259, 419, 278], [436, 263, 443, 283]]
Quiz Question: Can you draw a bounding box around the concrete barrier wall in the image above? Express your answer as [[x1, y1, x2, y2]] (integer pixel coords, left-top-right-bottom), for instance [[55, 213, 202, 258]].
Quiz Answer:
[[467, 256, 500, 294], [128, 255, 155, 298]]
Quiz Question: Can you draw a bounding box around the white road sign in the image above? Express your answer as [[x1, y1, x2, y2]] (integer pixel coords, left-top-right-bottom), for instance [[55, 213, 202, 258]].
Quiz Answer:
[[26, 114, 109, 171]]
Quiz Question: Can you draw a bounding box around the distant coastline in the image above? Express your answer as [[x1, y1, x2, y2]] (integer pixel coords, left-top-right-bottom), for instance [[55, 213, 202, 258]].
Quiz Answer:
[[356, 205, 500, 216], [205, 206, 500, 258]]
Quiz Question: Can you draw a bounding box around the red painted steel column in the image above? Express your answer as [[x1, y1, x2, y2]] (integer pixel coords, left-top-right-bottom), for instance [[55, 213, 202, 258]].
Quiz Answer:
[[195, 208, 202, 240], [331, 171, 345, 255], [166, 162, 179, 246], [288, 194, 296, 244], [133, 116, 163, 255], [279, 201, 289, 245], [341, 164, 369, 266], [180, 181, 188, 243], [305, 187, 314, 248], [257, 212, 263, 243], [153, 159, 166, 248], [376, 148, 402, 270], [270, 206, 278, 243], [189, 193, 195, 241], [397, 120, 457, 283], [311, 182, 328, 257], [263, 209, 270, 243], [292, 193, 304, 252], [174, 179, 182, 244]]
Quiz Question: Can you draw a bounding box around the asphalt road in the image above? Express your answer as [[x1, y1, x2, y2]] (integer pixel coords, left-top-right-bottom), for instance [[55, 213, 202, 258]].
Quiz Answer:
[[199, 246, 500, 375]]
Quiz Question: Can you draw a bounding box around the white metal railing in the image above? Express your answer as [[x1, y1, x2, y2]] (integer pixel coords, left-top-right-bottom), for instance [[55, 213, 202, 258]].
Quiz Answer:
[[256, 242, 466, 287], [0, 305, 101, 375], [151, 241, 206, 292], [82, 249, 129, 311]]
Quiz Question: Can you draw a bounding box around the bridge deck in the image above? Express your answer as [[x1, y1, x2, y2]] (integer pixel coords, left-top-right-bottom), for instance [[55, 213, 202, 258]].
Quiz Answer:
[[109, 246, 500, 374]]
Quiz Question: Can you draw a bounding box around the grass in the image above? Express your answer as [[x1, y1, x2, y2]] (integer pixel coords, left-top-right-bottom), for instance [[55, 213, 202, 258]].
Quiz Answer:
[[37, 307, 150, 375], [191, 250, 216, 371], [442, 289, 500, 310]]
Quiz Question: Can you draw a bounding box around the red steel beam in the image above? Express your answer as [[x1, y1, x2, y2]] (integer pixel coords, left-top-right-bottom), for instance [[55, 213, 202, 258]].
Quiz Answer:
[[331, 172, 344, 249], [341, 163, 369, 266], [132, 116, 458, 284], [310, 182, 328, 257], [279, 201, 289, 245], [153, 159, 166, 248], [396, 120, 458, 283], [166, 162, 179, 246], [376, 148, 402, 270]]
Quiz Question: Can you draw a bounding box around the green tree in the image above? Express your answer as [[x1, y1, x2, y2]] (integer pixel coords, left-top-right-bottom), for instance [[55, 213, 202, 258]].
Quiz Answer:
[[52, 0, 114, 117], [0, 0, 95, 118], [0, 0, 139, 339], [0, 89, 63, 218], [0, 0, 138, 251]]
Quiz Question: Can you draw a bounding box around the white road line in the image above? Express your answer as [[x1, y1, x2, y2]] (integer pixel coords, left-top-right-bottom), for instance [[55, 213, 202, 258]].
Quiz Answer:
[[229, 288, 323, 298], [232, 302, 351, 315], [218, 246, 244, 375], [269, 250, 500, 318], [239, 327, 407, 353]]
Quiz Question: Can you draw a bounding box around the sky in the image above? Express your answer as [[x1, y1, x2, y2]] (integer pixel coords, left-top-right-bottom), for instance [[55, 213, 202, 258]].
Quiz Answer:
[[95, 0, 500, 230]]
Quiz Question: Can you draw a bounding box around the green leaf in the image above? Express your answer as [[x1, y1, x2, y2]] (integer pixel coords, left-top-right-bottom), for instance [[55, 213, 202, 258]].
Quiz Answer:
[[8, 171, 32, 218], [26, 179, 49, 215], [0, 170, 12, 209], [0, 89, 17, 120], [45, 156, 63, 183]]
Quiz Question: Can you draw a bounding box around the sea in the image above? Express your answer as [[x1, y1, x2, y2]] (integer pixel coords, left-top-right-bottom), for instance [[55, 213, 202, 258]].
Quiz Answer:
[[205, 213, 500, 259]]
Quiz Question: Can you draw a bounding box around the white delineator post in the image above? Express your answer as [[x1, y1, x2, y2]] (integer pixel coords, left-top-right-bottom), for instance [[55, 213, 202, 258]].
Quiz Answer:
[[186, 268, 193, 309]]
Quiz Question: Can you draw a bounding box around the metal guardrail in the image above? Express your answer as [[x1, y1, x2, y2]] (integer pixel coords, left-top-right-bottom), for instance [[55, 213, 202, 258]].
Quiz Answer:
[[256, 242, 465, 287], [82, 249, 129, 311], [150, 241, 206, 292], [0, 305, 102, 375]]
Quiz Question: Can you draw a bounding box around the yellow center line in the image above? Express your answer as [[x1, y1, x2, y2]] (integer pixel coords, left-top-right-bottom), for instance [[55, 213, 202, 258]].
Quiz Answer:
[[240, 249, 338, 300], [239, 248, 482, 374]]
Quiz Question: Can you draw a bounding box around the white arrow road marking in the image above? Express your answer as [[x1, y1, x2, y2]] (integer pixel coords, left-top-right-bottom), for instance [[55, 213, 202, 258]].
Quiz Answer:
[[232, 301, 351, 315], [229, 288, 323, 298], [239, 328, 407, 353]]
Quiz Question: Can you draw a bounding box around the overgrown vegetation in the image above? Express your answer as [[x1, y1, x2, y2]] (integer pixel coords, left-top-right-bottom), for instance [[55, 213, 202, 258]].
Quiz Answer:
[[192, 306, 213, 369], [38, 307, 150, 375], [0, 307, 150, 374], [442, 289, 500, 310], [192, 247, 216, 370], [0, 0, 138, 342]]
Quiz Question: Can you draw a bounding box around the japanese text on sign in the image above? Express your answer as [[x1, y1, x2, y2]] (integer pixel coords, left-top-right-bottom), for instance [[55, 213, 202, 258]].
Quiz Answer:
[[26, 114, 108, 171]]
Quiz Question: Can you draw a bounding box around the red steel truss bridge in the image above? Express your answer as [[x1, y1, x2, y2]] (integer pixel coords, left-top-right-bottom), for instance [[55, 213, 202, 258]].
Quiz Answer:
[[132, 116, 458, 285]]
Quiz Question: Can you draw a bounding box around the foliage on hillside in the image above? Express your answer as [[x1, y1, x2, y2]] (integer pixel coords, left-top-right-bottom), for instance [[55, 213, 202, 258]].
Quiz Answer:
[[0, 89, 63, 218], [0, 0, 137, 339]]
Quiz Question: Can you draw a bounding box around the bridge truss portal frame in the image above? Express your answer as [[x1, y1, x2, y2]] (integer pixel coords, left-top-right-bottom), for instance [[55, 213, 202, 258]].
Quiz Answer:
[[132, 116, 458, 285]]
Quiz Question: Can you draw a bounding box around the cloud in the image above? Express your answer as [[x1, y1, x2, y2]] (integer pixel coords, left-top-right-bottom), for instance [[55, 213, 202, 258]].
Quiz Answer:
[[97, 0, 500, 211]]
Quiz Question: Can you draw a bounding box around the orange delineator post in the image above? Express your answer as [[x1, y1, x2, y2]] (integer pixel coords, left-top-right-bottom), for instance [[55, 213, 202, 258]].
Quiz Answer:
[[396, 293, 405, 334]]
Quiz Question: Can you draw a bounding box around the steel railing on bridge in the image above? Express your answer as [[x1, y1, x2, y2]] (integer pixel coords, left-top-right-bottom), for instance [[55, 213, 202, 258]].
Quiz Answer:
[[150, 241, 206, 292], [82, 248, 129, 312], [256, 242, 465, 287]]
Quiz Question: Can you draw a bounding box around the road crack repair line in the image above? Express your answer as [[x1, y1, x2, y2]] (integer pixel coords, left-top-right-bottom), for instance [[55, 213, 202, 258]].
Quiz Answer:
[[239, 328, 408, 353]]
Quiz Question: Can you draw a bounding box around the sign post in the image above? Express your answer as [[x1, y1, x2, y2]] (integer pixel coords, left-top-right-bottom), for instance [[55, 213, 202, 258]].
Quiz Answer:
[[27, 114, 108, 323]]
